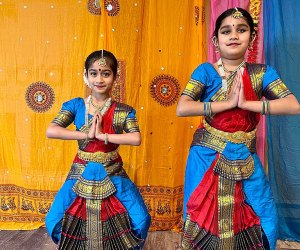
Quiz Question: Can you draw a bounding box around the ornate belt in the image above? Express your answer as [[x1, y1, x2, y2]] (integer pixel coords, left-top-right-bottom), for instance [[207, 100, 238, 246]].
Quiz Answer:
[[191, 120, 257, 153], [77, 149, 119, 163], [203, 120, 256, 144]]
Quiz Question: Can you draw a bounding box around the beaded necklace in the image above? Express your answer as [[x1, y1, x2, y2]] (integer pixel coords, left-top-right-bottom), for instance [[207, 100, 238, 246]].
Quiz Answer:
[[217, 58, 245, 91]]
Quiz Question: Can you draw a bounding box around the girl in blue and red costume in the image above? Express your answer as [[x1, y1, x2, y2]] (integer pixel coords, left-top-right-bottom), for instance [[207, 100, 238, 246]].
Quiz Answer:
[[45, 50, 150, 249], [177, 8, 300, 250]]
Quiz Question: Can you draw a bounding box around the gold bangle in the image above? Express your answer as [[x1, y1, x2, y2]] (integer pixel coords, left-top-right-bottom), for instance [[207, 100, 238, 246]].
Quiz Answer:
[[261, 100, 265, 115], [104, 133, 108, 145]]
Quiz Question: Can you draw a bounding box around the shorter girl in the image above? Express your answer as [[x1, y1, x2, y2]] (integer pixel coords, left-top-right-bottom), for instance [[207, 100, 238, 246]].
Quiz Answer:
[[45, 50, 151, 249]]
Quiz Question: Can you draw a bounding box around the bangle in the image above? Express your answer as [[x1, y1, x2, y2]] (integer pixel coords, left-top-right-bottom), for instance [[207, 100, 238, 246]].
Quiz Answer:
[[261, 100, 270, 115], [104, 133, 108, 145], [261, 100, 266, 115], [203, 102, 212, 116], [266, 100, 270, 115], [85, 133, 89, 143]]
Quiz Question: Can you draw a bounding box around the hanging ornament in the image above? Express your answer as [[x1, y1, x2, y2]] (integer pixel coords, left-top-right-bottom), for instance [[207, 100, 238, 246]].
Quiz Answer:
[[104, 0, 120, 16]]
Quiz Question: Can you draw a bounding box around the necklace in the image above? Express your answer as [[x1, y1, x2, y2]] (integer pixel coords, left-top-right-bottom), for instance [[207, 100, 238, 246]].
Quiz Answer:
[[217, 58, 245, 91], [90, 97, 112, 114], [84, 95, 112, 132]]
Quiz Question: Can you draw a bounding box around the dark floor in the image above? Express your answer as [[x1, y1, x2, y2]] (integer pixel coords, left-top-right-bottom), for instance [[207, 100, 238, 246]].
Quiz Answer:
[[0, 228, 299, 249]]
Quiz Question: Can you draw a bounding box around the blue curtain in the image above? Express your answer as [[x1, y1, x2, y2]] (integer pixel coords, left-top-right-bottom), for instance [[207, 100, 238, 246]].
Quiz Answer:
[[264, 0, 300, 242]]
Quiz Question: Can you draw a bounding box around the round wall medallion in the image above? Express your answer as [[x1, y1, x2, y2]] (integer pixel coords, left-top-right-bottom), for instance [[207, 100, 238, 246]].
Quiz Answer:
[[104, 0, 120, 16], [25, 81, 55, 113], [87, 0, 101, 15], [150, 74, 181, 106]]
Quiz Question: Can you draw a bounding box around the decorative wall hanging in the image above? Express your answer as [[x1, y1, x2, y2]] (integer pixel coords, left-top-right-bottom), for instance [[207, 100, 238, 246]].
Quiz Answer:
[[87, 0, 101, 15], [25, 81, 55, 113], [150, 74, 181, 107], [104, 0, 120, 16]]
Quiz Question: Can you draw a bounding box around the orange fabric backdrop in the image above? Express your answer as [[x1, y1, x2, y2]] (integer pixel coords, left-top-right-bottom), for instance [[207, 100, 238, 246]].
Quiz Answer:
[[0, 0, 206, 230]]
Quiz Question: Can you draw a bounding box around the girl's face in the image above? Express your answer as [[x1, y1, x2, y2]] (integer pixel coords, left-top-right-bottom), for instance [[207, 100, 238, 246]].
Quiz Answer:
[[87, 60, 115, 95], [216, 15, 253, 60]]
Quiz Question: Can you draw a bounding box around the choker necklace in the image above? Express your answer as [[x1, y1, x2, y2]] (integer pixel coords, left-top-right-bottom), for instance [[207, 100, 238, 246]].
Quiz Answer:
[[90, 97, 112, 114], [217, 58, 245, 91]]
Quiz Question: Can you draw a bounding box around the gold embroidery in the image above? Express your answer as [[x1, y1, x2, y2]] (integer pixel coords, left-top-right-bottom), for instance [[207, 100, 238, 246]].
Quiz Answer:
[[77, 149, 119, 163], [214, 154, 255, 181], [192, 128, 227, 152], [247, 63, 266, 99], [113, 103, 133, 134], [86, 199, 102, 249], [218, 177, 235, 249], [52, 110, 74, 127], [182, 214, 219, 249], [72, 176, 116, 199], [263, 78, 292, 99], [66, 162, 128, 180], [182, 79, 205, 101], [203, 120, 256, 144], [66, 163, 86, 179], [102, 213, 143, 248], [124, 117, 140, 133]]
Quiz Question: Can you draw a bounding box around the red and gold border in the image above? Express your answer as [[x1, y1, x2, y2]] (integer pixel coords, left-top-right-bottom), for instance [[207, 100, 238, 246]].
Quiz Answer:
[[0, 184, 183, 231]]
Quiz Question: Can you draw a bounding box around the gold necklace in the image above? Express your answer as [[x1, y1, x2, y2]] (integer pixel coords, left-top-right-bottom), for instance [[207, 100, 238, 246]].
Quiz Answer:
[[90, 98, 101, 110], [90, 97, 112, 115], [224, 60, 245, 74]]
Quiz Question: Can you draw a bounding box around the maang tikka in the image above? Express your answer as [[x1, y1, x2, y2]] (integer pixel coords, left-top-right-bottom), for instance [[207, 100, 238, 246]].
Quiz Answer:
[[232, 7, 243, 19], [98, 49, 107, 67]]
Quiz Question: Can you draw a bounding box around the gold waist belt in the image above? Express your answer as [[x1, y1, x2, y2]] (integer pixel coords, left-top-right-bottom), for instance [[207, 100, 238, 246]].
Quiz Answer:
[[77, 149, 119, 163], [203, 120, 256, 144]]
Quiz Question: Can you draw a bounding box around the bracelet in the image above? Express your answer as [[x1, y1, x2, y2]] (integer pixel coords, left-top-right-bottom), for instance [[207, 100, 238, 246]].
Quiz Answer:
[[203, 102, 212, 116], [85, 133, 89, 143], [261, 101, 264, 115], [104, 133, 108, 145], [266, 100, 270, 115], [261, 100, 270, 115]]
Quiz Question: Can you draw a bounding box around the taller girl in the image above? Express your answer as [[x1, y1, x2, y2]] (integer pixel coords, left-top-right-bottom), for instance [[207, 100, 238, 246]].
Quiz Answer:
[[177, 7, 300, 250]]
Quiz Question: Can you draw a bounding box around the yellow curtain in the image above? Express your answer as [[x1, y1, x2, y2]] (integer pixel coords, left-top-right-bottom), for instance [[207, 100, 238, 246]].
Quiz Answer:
[[0, 0, 206, 230]]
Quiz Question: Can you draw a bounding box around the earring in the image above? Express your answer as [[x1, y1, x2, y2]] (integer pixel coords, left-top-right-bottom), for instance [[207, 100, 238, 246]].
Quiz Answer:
[[83, 70, 92, 89], [211, 36, 219, 53], [248, 43, 253, 51]]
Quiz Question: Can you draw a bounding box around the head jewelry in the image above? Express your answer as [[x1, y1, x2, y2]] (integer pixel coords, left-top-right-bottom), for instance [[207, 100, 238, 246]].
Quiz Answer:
[[232, 7, 243, 19], [98, 49, 107, 66]]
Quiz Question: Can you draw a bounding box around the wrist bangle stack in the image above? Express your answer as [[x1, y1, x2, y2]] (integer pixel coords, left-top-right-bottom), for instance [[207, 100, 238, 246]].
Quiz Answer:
[[104, 133, 108, 145], [261, 100, 270, 115], [203, 102, 212, 116]]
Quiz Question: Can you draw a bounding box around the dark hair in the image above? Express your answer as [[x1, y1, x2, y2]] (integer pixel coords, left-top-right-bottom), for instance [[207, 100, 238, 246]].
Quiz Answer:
[[84, 50, 118, 77], [213, 7, 255, 38]]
